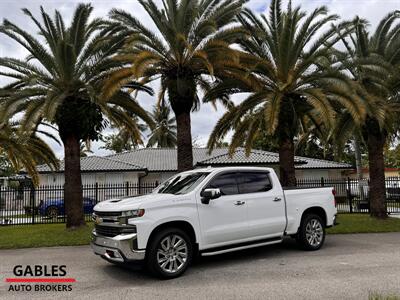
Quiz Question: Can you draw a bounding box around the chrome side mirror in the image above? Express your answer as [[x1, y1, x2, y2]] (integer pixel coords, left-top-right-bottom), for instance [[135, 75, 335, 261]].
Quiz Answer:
[[201, 188, 221, 204]]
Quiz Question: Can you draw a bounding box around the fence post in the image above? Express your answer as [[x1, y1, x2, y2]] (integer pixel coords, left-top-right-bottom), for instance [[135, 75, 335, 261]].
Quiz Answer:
[[95, 183, 98, 204], [347, 177, 353, 213], [62, 184, 66, 223], [30, 185, 35, 225], [321, 177, 325, 187], [125, 181, 129, 196]]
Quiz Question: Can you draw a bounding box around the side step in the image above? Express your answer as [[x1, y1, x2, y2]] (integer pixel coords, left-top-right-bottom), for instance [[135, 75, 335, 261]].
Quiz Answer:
[[201, 237, 283, 257]]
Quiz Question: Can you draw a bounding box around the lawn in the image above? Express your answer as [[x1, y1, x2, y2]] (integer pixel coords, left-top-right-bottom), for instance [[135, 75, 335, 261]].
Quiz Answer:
[[1, 215, 400, 249], [327, 214, 400, 234], [0, 223, 94, 249]]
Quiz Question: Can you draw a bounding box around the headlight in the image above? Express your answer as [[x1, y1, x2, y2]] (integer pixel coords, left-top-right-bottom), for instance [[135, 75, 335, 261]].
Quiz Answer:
[[121, 209, 145, 218], [119, 209, 145, 225]]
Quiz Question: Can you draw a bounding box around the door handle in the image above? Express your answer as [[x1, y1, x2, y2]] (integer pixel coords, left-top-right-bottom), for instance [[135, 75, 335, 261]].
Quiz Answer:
[[273, 197, 282, 202], [234, 200, 245, 206]]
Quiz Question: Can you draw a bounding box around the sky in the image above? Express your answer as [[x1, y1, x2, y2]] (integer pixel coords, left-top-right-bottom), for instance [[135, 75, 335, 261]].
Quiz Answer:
[[0, 0, 399, 158]]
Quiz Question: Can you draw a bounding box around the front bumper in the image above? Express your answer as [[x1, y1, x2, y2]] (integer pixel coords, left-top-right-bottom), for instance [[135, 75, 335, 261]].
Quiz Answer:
[[91, 230, 145, 263]]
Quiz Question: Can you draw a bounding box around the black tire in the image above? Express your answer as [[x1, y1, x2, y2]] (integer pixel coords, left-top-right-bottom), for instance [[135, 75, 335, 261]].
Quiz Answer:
[[46, 206, 59, 218], [146, 227, 193, 279], [296, 214, 325, 251]]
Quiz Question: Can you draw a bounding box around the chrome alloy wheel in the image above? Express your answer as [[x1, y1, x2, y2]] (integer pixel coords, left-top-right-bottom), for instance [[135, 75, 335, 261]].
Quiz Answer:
[[305, 219, 324, 247], [156, 234, 188, 273]]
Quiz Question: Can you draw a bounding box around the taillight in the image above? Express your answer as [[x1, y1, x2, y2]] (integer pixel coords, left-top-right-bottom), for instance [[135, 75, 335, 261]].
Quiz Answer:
[[332, 189, 337, 207]]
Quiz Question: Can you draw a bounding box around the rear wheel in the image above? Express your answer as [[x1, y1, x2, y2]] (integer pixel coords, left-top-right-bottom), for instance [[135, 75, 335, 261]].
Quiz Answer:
[[46, 206, 59, 219], [146, 228, 193, 279], [296, 214, 325, 251]]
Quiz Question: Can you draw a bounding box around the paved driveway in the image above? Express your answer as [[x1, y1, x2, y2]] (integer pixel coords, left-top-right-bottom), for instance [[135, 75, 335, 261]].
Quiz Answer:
[[1, 233, 400, 300]]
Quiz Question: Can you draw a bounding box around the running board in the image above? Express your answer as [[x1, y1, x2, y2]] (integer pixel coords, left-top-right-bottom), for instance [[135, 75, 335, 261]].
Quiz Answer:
[[201, 237, 283, 257]]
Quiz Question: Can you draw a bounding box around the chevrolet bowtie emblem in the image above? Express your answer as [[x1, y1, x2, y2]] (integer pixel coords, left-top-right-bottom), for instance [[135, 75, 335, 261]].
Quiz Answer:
[[95, 216, 102, 224]]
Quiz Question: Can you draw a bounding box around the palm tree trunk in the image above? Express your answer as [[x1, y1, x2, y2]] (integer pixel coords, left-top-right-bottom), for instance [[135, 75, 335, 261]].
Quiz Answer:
[[63, 134, 85, 228], [367, 132, 387, 219], [354, 136, 366, 200], [278, 136, 296, 187], [175, 111, 193, 172]]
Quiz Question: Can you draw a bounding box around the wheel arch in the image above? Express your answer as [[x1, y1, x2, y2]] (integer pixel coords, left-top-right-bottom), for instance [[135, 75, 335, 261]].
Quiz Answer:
[[146, 220, 198, 250], [300, 206, 327, 228], [45, 205, 59, 212]]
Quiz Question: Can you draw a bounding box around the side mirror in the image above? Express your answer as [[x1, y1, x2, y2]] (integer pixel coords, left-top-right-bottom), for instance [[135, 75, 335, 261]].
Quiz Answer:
[[200, 188, 221, 204], [265, 183, 273, 191]]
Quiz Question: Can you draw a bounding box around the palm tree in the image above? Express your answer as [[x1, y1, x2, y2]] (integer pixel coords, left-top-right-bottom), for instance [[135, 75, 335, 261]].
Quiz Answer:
[[103, 0, 246, 172], [147, 105, 177, 148], [206, 0, 363, 186], [333, 14, 400, 218], [0, 123, 58, 186], [80, 141, 93, 157], [101, 116, 148, 153], [0, 4, 153, 228]]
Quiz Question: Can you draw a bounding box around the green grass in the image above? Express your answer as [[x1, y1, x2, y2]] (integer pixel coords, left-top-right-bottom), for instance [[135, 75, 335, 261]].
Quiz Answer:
[[0, 223, 93, 249], [369, 292, 400, 300], [328, 214, 400, 234], [1, 214, 400, 249]]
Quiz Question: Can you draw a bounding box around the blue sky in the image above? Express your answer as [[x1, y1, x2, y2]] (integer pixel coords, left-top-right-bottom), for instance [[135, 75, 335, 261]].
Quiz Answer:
[[0, 0, 399, 158]]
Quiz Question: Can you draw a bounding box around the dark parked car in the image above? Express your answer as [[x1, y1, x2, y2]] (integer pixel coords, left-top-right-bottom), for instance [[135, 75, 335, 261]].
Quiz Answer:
[[38, 197, 95, 218]]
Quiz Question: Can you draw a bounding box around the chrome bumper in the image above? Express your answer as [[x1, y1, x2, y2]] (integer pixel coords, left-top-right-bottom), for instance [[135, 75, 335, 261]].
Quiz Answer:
[[91, 230, 145, 263]]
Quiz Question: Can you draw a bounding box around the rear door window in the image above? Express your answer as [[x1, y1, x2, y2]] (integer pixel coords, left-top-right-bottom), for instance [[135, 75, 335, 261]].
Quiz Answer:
[[238, 172, 272, 194]]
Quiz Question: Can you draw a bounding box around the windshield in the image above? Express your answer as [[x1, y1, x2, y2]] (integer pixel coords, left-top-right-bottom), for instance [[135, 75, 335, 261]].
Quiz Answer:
[[154, 172, 210, 195]]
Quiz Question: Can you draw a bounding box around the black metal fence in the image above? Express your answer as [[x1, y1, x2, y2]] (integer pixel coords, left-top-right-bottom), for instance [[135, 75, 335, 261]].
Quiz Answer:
[[1, 177, 400, 226], [0, 182, 158, 226], [296, 177, 400, 214]]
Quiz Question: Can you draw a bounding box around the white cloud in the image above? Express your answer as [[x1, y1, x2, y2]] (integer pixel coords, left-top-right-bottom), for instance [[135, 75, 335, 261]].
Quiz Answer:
[[0, 0, 398, 157]]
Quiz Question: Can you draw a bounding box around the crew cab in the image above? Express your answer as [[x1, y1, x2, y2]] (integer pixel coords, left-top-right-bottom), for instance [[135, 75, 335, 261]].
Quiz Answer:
[[91, 167, 337, 278]]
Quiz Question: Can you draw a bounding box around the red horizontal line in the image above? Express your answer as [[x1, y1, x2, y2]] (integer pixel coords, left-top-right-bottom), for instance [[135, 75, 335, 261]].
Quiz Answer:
[[5, 278, 76, 283]]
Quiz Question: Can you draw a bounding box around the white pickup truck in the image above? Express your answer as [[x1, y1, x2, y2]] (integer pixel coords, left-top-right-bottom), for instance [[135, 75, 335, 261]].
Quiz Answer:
[[91, 167, 337, 278]]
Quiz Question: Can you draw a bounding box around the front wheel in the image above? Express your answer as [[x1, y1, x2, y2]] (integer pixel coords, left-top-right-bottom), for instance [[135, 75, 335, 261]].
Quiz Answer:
[[146, 228, 193, 279], [296, 214, 325, 251]]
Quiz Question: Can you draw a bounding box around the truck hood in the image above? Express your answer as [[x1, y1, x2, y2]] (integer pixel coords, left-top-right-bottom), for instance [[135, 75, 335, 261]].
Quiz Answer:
[[94, 193, 177, 212]]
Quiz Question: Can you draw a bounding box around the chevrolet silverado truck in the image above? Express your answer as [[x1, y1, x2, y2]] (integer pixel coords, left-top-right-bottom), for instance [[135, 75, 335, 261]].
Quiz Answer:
[[91, 167, 337, 278]]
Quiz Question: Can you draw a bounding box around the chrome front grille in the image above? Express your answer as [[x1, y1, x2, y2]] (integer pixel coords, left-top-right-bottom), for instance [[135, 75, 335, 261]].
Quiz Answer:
[[95, 211, 122, 217], [95, 224, 136, 237], [92, 211, 121, 223], [93, 211, 136, 238]]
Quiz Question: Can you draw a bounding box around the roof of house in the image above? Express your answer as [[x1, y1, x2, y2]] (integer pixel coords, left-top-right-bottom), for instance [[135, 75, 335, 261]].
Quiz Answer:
[[34, 147, 353, 174], [36, 156, 145, 173], [293, 156, 352, 169], [196, 148, 306, 166], [108, 148, 352, 171]]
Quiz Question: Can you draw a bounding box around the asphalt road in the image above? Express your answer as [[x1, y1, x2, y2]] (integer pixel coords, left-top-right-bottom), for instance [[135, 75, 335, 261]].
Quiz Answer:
[[1, 233, 400, 300]]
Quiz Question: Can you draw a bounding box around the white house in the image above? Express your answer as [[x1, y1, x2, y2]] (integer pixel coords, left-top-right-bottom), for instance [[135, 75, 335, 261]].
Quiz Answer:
[[35, 148, 353, 186]]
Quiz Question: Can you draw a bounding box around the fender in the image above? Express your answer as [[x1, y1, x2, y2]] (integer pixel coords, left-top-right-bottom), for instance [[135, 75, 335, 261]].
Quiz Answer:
[[138, 216, 201, 249]]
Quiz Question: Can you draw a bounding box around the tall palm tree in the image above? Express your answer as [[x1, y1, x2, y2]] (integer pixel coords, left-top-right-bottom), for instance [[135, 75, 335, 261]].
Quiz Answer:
[[101, 115, 148, 153], [0, 4, 153, 228], [147, 105, 177, 148], [80, 141, 93, 157], [0, 123, 58, 186], [206, 0, 363, 186], [333, 14, 400, 218], [103, 0, 246, 172]]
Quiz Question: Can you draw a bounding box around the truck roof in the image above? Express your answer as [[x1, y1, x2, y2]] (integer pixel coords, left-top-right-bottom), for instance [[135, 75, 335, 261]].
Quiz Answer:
[[184, 166, 274, 174]]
